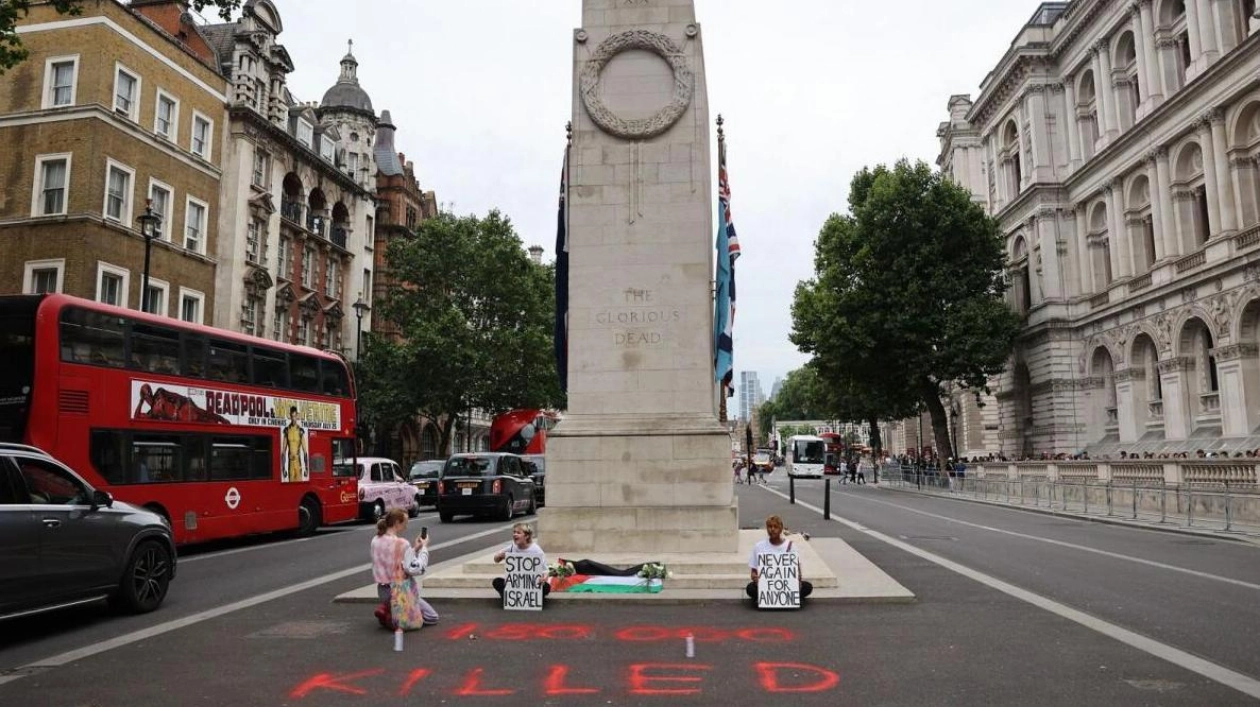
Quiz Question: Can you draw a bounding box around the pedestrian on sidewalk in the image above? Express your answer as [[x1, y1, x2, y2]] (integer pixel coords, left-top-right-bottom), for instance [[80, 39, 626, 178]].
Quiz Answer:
[[371, 509, 439, 630], [856, 457, 866, 484]]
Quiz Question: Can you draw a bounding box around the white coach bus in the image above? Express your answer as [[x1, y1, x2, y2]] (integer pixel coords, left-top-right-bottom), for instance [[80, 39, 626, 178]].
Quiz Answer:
[[786, 435, 827, 478]]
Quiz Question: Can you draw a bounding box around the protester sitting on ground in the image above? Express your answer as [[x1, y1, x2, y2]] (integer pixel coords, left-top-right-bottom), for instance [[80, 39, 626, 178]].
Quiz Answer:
[[492, 522, 551, 602], [746, 514, 813, 608], [371, 508, 438, 629]]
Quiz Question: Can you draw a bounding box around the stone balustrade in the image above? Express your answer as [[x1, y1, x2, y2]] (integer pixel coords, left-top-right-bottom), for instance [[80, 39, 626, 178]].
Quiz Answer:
[[971, 460, 1259, 486]]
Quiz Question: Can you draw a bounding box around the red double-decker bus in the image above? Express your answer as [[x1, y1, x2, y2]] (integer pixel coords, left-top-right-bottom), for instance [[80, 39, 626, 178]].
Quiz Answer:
[[0, 294, 359, 545], [489, 409, 556, 456]]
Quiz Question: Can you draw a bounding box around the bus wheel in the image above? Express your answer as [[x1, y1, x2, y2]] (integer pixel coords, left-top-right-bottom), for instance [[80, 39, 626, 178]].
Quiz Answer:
[[297, 497, 321, 537]]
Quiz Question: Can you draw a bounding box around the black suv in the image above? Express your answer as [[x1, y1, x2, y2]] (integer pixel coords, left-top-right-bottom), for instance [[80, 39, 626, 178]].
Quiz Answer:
[[407, 460, 444, 507], [0, 443, 177, 619], [437, 452, 539, 522]]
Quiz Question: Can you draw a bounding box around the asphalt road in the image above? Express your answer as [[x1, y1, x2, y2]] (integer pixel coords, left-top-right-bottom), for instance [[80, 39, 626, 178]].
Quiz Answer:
[[1, 479, 1258, 705]]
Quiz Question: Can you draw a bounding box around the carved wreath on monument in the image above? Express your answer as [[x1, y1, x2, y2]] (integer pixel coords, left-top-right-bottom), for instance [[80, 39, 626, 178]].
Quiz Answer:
[[580, 30, 694, 140]]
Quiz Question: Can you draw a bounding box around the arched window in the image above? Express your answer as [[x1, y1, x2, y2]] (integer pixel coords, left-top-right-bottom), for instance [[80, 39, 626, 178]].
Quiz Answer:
[[1173, 142, 1210, 248], [1114, 32, 1140, 130], [1002, 120, 1022, 197], [1077, 72, 1099, 159]]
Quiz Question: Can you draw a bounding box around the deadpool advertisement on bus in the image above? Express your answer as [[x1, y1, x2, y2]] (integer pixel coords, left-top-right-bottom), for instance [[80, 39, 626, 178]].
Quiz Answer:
[[129, 380, 342, 431]]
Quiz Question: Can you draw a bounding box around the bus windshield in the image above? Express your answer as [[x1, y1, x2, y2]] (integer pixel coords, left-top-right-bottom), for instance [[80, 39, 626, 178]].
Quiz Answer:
[[794, 440, 826, 464], [0, 297, 38, 443]]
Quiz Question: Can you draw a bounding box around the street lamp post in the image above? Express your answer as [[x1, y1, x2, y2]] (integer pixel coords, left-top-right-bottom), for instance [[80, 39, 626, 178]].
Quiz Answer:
[[352, 292, 369, 360], [135, 199, 161, 312], [950, 403, 959, 462]]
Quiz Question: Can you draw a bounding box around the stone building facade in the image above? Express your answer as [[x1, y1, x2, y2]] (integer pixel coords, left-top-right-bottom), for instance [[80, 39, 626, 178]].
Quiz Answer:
[[938, 0, 1260, 457], [200, 0, 376, 353], [0, 0, 228, 322]]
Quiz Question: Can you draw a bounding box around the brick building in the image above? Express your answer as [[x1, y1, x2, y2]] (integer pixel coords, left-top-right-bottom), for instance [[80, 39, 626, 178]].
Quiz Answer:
[[0, 0, 229, 322], [200, 0, 377, 353]]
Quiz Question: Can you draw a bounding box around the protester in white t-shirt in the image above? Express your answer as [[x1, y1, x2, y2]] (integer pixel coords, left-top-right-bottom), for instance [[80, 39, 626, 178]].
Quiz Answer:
[[492, 523, 551, 602], [745, 514, 813, 607]]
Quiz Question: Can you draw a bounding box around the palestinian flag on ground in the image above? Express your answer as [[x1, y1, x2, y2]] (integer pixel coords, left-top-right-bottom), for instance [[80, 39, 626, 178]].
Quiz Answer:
[[547, 559, 664, 594]]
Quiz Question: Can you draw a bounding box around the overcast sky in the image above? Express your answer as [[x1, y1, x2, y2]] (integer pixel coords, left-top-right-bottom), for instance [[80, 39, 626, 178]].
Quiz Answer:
[[269, 0, 1041, 393]]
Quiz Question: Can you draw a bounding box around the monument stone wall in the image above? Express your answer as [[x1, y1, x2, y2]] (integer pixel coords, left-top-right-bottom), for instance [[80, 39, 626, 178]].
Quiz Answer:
[[538, 0, 739, 554]]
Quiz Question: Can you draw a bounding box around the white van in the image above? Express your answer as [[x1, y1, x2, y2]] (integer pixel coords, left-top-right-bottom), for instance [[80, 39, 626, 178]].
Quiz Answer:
[[786, 435, 826, 478]]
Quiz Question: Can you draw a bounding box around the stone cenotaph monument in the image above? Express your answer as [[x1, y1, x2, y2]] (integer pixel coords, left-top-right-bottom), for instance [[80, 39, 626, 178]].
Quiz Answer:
[[539, 0, 738, 555]]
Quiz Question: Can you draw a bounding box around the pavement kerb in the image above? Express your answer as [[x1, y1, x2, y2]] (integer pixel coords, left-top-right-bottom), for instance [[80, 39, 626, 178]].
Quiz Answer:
[[871, 481, 1260, 548]]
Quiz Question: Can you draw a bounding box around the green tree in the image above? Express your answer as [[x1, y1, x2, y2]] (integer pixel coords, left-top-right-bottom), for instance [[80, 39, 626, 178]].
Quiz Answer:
[[792, 160, 1020, 461], [1, 1, 242, 73], [356, 210, 564, 455]]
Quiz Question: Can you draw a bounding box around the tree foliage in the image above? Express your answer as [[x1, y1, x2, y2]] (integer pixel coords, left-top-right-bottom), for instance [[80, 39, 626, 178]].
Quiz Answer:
[[791, 160, 1021, 460], [756, 365, 826, 440], [1, 1, 242, 73], [355, 211, 564, 455]]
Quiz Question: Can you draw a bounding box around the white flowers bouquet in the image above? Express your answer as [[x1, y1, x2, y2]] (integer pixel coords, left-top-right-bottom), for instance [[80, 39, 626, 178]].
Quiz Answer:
[[637, 562, 670, 580]]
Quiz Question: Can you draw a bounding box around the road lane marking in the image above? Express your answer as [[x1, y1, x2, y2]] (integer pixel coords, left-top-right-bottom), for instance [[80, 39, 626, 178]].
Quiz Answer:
[[180, 514, 440, 564], [836, 493, 1260, 591], [760, 485, 1260, 700], [0, 521, 514, 688]]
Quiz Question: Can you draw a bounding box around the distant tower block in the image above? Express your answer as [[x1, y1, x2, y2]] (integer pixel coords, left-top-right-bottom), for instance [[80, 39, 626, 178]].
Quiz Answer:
[[539, 0, 738, 554]]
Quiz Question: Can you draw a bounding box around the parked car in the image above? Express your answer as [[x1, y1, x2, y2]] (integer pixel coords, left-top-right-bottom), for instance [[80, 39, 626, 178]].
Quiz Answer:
[[437, 452, 538, 523], [521, 455, 545, 508], [335, 456, 420, 521], [0, 443, 177, 619], [407, 460, 444, 507]]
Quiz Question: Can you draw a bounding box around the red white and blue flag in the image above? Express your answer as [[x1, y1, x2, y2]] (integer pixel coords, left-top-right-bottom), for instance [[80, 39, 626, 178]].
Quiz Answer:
[[713, 126, 740, 398]]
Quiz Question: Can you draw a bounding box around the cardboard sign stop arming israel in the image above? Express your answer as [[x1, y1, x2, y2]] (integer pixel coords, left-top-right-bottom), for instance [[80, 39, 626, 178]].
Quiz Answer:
[[502, 555, 544, 611], [756, 552, 801, 609]]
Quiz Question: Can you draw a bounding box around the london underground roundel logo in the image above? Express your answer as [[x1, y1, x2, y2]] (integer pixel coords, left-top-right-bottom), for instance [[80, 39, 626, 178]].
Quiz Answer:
[[225, 487, 241, 510]]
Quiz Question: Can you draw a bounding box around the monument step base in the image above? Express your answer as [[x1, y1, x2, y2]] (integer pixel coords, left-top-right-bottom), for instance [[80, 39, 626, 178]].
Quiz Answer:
[[455, 555, 749, 577], [335, 534, 914, 606], [538, 504, 739, 554], [335, 587, 913, 606], [428, 572, 772, 591]]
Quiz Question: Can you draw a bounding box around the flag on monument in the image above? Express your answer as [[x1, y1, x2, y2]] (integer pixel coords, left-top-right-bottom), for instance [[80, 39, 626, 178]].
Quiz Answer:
[[713, 130, 740, 398], [554, 142, 571, 393]]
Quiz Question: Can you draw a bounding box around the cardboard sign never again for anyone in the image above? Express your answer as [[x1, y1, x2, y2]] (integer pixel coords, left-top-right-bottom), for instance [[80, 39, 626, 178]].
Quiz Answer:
[[756, 552, 801, 609], [503, 555, 544, 611]]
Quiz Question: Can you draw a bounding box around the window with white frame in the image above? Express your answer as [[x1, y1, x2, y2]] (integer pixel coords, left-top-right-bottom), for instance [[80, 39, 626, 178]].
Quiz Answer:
[[103, 160, 134, 223], [297, 120, 313, 148], [142, 278, 169, 316], [301, 245, 315, 289], [278, 236, 293, 279], [320, 137, 334, 162], [273, 301, 290, 341], [297, 317, 310, 346], [191, 113, 213, 159], [252, 148, 270, 188], [43, 56, 78, 108], [184, 197, 207, 253], [113, 64, 140, 120], [179, 288, 204, 324], [32, 153, 71, 216], [324, 256, 335, 295], [348, 152, 359, 176], [148, 179, 172, 241], [96, 262, 130, 307], [23, 259, 64, 294], [246, 217, 268, 264], [242, 296, 259, 336], [362, 268, 372, 300], [154, 91, 178, 141]]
